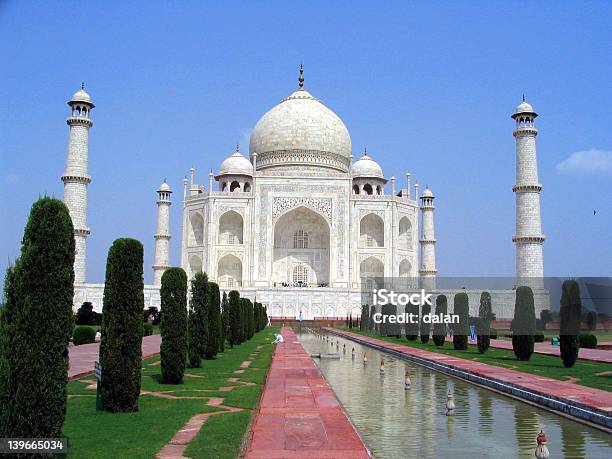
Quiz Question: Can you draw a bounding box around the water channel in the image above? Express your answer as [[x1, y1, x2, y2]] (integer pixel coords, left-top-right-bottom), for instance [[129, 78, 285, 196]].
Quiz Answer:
[[296, 329, 612, 458]]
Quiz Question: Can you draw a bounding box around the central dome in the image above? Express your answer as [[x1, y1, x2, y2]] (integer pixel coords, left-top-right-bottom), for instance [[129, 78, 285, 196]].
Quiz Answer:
[[249, 87, 352, 172]]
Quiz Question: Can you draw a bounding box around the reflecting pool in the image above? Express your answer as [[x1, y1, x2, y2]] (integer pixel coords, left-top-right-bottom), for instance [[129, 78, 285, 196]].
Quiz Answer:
[[297, 329, 612, 459]]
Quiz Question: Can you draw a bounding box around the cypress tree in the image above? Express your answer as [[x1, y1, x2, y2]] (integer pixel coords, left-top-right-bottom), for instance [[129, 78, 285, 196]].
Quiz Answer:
[[369, 305, 376, 332], [360, 305, 368, 331], [420, 303, 431, 344], [189, 273, 209, 363], [248, 299, 255, 339], [205, 282, 221, 359], [221, 292, 229, 347], [405, 303, 419, 341], [100, 238, 144, 413], [187, 309, 201, 368], [560, 280, 581, 368], [432, 295, 447, 346], [511, 286, 536, 361], [228, 290, 241, 347], [1, 198, 75, 436], [477, 291, 492, 354], [160, 268, 188, 384], [453, 293, 469, 350]]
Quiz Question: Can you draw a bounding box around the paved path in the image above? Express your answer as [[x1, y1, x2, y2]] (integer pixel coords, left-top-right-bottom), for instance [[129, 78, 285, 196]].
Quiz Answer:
[[68, 334, 161, 379], [489, 338, 612, 364], [245, 327, 370, 459], [330, 330, 612, 417]]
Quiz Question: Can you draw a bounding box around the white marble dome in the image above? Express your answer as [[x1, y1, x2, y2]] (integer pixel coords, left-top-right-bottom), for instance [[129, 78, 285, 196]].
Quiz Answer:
[[158, 180, 171, 192], [70, 88, 93, 104], [351, 153, 384, 179], [219, 150, 253, 176], [249, 87, 352, 171], [422, 187, 434, 197], [515, 100, 535, 114]]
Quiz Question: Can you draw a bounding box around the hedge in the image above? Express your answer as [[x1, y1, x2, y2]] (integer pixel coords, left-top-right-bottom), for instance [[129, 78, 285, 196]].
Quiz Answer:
[[160, 267, 188, 384]]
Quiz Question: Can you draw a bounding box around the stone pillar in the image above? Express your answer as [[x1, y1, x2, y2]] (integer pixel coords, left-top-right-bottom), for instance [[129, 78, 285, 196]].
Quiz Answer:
[[62, 85, 94, 284], [512, 99, 545, 288], [153, 181, 172, 286]]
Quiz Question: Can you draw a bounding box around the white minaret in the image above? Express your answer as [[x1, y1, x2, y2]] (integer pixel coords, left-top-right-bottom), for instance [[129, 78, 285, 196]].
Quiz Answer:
[[512, 98, 545, 287], [62, 84, 94, 284], [153, 180, 172, 285], [419, 187, 437, 289]]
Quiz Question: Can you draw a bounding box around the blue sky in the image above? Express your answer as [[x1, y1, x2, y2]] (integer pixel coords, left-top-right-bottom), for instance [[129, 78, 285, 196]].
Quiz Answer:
[[1, 1, 611, 287]]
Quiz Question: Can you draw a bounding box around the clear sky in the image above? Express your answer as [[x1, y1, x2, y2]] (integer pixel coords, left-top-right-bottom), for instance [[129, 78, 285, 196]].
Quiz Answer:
[[1, 1, 611, 288]]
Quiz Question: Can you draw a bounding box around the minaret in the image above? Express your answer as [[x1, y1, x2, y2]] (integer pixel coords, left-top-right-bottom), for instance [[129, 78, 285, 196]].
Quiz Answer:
[[153, 180, 172, 286], [419, 187, 437, 289], [62, 84, 94, 284], [512, 98, 545, 287]]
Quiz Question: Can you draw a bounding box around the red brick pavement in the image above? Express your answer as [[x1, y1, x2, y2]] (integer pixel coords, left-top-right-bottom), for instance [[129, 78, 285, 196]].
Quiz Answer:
[[68, 334, 161, 379], [332, 329, 612, 414], [245, 327, 371, 459]]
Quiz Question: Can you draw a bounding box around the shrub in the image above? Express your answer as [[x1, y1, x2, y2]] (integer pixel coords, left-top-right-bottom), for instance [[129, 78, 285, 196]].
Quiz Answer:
[[76, 301, 96, 325], [143, 323, 154, 336], [160, 268, 188, 384], [586, 311, 597, 331], [477, 292, 492, 354], [453, 293, 469, 350], [578, 333, 597, 349], [143, 306, 160, 325], [534, 332, 545, 343], [228, 290, 241, 347], [73, 326, 96, 345], [512, 286, 536, 361], [187, 310, 201, 368], [432, 295, 447, 346], [100, 238, 144, 413], [205, 282, 222, 359], [560, 280, 581, 368], [1, 198, 75, 437], [0, 274, 12, 436], [420, 303, 431, 343]]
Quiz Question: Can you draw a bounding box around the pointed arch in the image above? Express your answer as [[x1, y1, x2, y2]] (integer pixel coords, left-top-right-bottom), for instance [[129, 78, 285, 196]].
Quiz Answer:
[[360, 213, 384, 247], [218, 210, 243, 244]]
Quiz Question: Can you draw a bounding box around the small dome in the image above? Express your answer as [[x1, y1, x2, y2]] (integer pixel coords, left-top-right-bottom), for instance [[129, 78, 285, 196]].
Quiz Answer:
[[158, 181, 171, 192], [70, 88, 93, 104], [351, 153, 384, 179], [219, 150, 253, 176], [422, 187, 434, 197], [514, 100, 535, 115]]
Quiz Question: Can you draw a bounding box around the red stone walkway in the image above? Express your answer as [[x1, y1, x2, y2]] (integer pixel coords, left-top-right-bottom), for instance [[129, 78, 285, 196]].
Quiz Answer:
[[68, 334, 161, 379], [330, 329, 612, 416], [245, 327, 371, 459]]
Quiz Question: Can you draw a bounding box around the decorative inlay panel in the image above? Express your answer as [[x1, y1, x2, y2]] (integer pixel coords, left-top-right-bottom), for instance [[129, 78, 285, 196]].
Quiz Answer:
[[272, 197, 332, 221]]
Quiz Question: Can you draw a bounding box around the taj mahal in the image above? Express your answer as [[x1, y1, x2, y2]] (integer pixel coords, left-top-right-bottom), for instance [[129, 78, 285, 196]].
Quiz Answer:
[[63, 68, 549, 319]]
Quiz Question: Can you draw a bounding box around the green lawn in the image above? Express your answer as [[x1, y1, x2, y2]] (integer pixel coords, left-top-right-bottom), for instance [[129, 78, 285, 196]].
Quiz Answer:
[[343, 328, 612, 392], [63, 327, 278, 458]]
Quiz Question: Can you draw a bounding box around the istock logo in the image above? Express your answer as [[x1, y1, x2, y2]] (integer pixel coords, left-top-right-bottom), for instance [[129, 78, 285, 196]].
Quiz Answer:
[[372, 289, 433, 307]]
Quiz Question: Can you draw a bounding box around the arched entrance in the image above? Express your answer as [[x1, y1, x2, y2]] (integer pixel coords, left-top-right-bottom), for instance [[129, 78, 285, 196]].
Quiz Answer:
[[272, 206, 330, 287]]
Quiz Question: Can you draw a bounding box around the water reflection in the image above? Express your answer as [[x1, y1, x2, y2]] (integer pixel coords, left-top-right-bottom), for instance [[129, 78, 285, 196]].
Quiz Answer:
[[297, 329, 611, 459]]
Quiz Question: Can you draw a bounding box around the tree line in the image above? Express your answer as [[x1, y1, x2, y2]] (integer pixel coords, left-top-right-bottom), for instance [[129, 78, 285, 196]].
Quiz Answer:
[[0, 197, 268, 440], [358, 283, 586, 367]]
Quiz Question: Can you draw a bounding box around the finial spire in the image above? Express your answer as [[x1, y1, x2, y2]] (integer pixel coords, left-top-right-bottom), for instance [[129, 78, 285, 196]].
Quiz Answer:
[[236, 143, 239, 152], [298, 63, 304, 89], [522, 93, 525, 102], [364, 146, 368, 156], [81, 82, 85, 90]]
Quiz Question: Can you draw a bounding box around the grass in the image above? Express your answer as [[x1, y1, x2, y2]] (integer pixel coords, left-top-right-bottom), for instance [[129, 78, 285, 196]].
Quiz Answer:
[[63, 327, 278, 458], [343, 328, 612, 392]]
